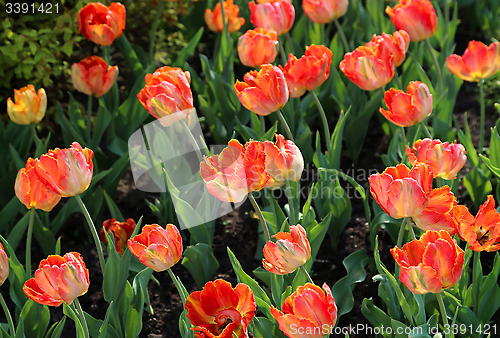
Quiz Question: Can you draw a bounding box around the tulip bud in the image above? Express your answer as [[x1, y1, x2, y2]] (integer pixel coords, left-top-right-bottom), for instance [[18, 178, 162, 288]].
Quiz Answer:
[[238, 28, 279, 68], [78, 2, 126, 46], [71, 56, 119, 98], [7, 85, 47, 125], [249, 0, 295, 36], [366, 30, 410, 67], [302, 0, 348, 24], [204, 0, 245, 33], [385, 0, 437, 42], [263, 134, 304, 189], [0, 243, 8, 287], [100, 218, 136, 255]]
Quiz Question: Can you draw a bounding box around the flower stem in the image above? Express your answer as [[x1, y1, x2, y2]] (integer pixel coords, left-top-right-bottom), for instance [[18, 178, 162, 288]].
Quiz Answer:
[[74, 298, 90, 338], [75, 194, 105, 274], [299, 265, 314, 285], [334, 18, 350, 52], [26, 208, 36, 276], [0, 293, 15, 336], [248, 193, 270, 243], [397, 218, 407, 249], [277, 110, 294, 141], [86, 95, 92, 144], [103, 46, 111, 65], [406, 218, 416, 241], [472, 250, 481, 313], [286, 32, 295, 55], [181, 120, 203, 162], [279, 38, 287, 65], [420, 121, 433, 139], [424, 39, 443, 95], [285, 180, 296, 225], [259, 115, 265, 136], [311, 91, 331, 153], [167, 268, 187, 304], [436, 292, 450, 338], [394, 71, 403, 90], [479, 79, 485, 153], [149, 0, 165, 65]]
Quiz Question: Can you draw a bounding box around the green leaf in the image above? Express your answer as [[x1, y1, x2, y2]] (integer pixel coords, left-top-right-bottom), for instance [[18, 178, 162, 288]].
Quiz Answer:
[[327, 178, 352, 251], [115, 34, 145, 79], [33, 213, 55, 256], [49, 317, 66, 338], [182, 243, 219, 289], [20, 299, 50, 338], [63, 304, 85, 338], [173, 27, 204, 67], [361, 297, 392, 330], [463, 167, 492, 210], [103, 190, 125, 221], [6, 212, 30, 251]]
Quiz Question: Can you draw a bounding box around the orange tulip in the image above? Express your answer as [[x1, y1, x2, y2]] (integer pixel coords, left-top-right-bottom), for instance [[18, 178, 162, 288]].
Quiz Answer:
[[99, 218, 136, 255], [262, 224, 311, 275], [71, 56, 118, 98], [262, 134, 304, 189], [385, 0, 437, 42], [413, 186, 457, 235], [15, 158, 61, 212], [205, 0, 245, 33], [200, 139, 270, 203], [238, 28, 279, 68], [451, 196, 500, 252], [391, 230, 464, 294], [406, 138, 467, 180], [78, 2, 126, 46], [366, 30, 410, 67], [369, 163, 433, 219], [23, 252, 89, 306], [185, 279, 256, 338], [0, 243, 8, 287], [302, 0, 348, 24], [7, 85, 47, 125], [127, 224, 182, 271], [234, 64, 289, 116], [446, 41, 500, 82], [271, 283, 337, 338], [280, 44, 333, 98], [249, 0, 295, 36], [34, 142, 93, 198], [339, 40, 395, 91], [379, 81, 432, 127]]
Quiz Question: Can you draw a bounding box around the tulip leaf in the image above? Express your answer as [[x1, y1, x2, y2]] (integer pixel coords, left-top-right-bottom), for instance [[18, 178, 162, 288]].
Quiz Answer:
[[479, 155, 500, 179], [14, 317, 24, 338], [373, 274, 401, 321], [361, 297, 392, 330], [463, 167, 493, 211], [489, 127, 500, 167], [0, 196, 23, 229], [454, 113, 479, 168], [5, 209, 29, 251], [182, 243, 219, 289], [90, 100, 112, 149], [173, 27, 204, 68], [8, 143, 25, 170], [33, 212, 55, 256], [327, 178, 352, 251], [63, 304, 85, 338], [103, 190, 125, 222], [270, 274, 283, 310], [115, 34, 144, 80], [20, 299, 49, 338], [0, 234, 27, 310], [46, 317, 66, 338], [251, 317, 276, 338]]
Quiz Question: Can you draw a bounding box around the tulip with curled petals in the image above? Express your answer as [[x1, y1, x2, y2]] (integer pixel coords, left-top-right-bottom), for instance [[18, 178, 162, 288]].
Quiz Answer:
[[204, 0, 245, 33], [7, 85, 47, 125], [302, 0, 348, 24], [234, 64, 289, 116], [262, 134, 303, 189], [446, 41, 500, 82], [369, 163, 433, 219], [385, 0, 437, 42], [406, 138, 466, 180], [23, 252, 89, 306], [100, 218, 136, 255], [391, 230, 464, 294], [78, 2, 126, 46], [127, 224, 183, 272], [280, 44, 333, 98], [249, 0, 295, 36], [271, 283, 337, 338], [71, 56, 118, 98], [238, 28, 279, 68], [366, 30, 410, 67], [379, 81, 432, 127], [0, 243, 8, 287], [185, 279, 256, 338], [413, 186, 457, 235]]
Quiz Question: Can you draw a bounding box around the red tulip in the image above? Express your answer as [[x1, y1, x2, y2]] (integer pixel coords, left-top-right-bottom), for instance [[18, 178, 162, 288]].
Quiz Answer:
[[366, 30, 410, 67], [0, 243, 8, 287], [302, 0, 348, 24], [446, 41, 500, 82], [100, 218, 136, 255], [263, 134, 304, 189], [78, 2, 126, 46], [385, 0, 437, 42], [205, 0, 245, 33], [249, 0, 295, 36], [413, 186, 457, 235], [71, 56, 119, 98], [238, 28, 279, 68], [7, 85, 47, 125]]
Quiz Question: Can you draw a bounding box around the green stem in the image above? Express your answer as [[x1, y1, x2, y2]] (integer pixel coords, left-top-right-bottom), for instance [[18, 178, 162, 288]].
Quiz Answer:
[[400, 126, 407, 162], [394, 72, 403, 90], [406, 218, 416, 241], [248, 193, 270, 243], [397, 218, 407, 249], [285, 180, 296, 225], [26, 208, 36, 276], [444, 0, 450, 35], [259, 115, 265, 136], [0, 293, 15, 336], [479, 79, 485, 153], [472, 250, 481, 313], [86, 95, 92, 144], [167, 268, 187, 304], [311, 91, 331, 153], [436, 177, 446, 188], [276, 110, 294, 141], [149, 0, 165, 65], [75, 195, 105, 273], [286, 32, 295, 55], [420, 121, 433, 139], [279, 38, 287, 65], [74, 298, 90, 338], [181, 120, 203, 162], [299, 265, 314, 285], [334, 18, 350, 52], [424, 39, 443, 95], [436, 293, 450, 338], [102, 46, 110, 65]]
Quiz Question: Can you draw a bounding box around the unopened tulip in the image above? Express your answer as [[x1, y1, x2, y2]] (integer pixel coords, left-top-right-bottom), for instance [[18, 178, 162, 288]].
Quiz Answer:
[[280, 44, 333, 98], [0, 243, 8, 287], [100, 218, 136, 255], [7, 85, 47, 125], [23, 252, 89, 306], [200, 139, 270, 203], [406, 138, 467, 180], [366, 30, 410, 67], [249, 0, 295, 35], [446, 41, 500, 82], [391, 230, 464, 294], [238, 28, 279, 68], [15, 158, 61, 212], [413, 186, 457, 234], [302, 0, 348, 24], [385, 0, 437, 42], [271, 283, 337, 338], [263, 134, 303, 189], [369, 163, 433, 219], [379, 81, 432, 127], [185, 279, 256, 338], [204, 0, 245, 33], [78, 2, 126, 46], [234, 64, 289, 116], [127, 224, 182, 271], [34, 142, 94, 197], [451, 196, 500, 252], [71, 56, 119, 98]]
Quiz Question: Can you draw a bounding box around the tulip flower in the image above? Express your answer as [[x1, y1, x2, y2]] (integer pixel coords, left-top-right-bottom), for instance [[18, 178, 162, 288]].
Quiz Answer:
[[33, 142, 94, 198], [0, 243, 8, 287], [205, 0, 245, 33], [262, 134, 304, 189], [127, 224, 182, 272], [234, 64, 289, 116], [302, 0, 348, 24], [406, 138, 467, 180], [23, 252, 90, 306], [339, 40, 395, 91], [271, 283, 337, 338], [238, 28, 279, 68], [280, 45, 333, 98], [249, 0, 295, 36], [385, 0, 437, 42], [15, 158, 61, 212], [451, 196, 500, 252], [78, 2, 126, 46], [185, 279, 256, 338], [100, 218, 136, 255], [369, 163, 433, 219], [7, 85, 47, 125], [391, 230, 464, 294], [366, 30, 410, 67], [71, 56, 119, 98], [446, 41, 500, 82], [262, 224, 311, 275], [379, 81, 433, 127], [200, 139, 270, 203], [413, 186, 457, 234]]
